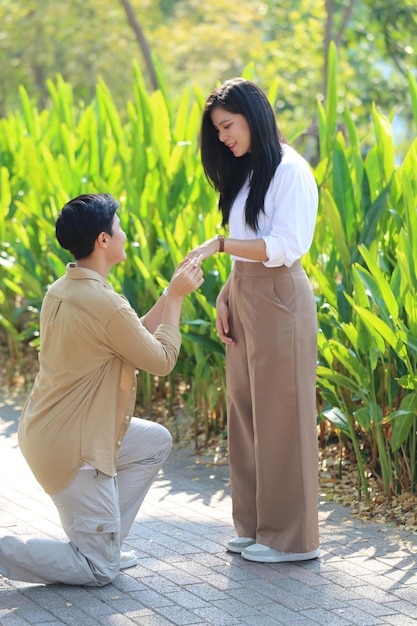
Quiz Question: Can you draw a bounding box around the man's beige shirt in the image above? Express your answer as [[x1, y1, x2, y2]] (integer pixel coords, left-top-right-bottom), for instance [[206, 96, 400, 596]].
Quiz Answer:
[[18, 264, 181, 495]]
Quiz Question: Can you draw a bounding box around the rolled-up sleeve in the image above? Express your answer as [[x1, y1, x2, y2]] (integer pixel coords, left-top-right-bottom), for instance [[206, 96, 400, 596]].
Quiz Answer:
[[262, 161, 318, 268], [104, 305, 182, 376]]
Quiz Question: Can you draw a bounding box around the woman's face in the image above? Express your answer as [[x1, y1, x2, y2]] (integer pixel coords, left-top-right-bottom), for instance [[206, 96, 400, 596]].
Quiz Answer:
[[210, 107, 251, 157]]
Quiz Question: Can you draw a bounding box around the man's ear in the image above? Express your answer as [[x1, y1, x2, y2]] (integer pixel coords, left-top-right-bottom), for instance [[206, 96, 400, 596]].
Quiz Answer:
[[96, 232, 108, 249]]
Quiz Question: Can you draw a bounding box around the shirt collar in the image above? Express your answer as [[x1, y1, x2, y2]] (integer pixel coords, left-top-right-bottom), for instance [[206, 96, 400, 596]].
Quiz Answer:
[[65, 263, 114, 290]]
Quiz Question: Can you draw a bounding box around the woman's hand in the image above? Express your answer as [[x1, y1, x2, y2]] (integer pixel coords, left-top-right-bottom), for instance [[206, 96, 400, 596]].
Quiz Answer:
[[167, 258, 204, 299], [216, 292, 236, 345], [187, 237, 219, 264]]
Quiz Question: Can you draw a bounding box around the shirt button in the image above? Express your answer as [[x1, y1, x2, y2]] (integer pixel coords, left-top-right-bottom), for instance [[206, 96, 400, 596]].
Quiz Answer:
[[125, 415, 129, 420], [97, 525, 104, 532], [117, 440, 122, 446]]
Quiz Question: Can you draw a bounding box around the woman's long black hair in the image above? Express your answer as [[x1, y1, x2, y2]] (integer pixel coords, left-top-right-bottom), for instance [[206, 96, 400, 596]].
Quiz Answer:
[[200, 78, 285, 231]]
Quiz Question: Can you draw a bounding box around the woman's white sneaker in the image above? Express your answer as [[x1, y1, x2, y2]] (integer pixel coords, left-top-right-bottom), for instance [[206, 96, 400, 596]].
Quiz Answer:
[[241, 543, 320, 563], [226, 537, 256, 553]]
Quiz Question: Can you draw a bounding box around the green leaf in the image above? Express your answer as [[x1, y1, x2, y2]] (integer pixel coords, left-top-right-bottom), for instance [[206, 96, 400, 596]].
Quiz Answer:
[[317, 100, 327, 161], [352, 187, 389, 264], [397, 375, 417, 390], [328, 340, 368, 384], [353, 407, 371, 430], [321, 188, 351, 273], [182, 330, 225, 356], [357, 245, 399, 323], [407, 69, 417, 134], [390, 391, 417, 451], [333, 140, 355, 242], [322, 407, 350, 434], [325, 41, 338, 156], [353, 305, 407, 360], [372, 104, 395, 183], [316, 366, 367, 397]]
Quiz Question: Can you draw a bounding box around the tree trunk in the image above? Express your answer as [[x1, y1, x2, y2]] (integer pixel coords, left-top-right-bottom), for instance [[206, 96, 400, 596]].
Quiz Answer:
[[119, 0, 159, 91], [323, 0, 356, 96], [323, 0, 334, 96]]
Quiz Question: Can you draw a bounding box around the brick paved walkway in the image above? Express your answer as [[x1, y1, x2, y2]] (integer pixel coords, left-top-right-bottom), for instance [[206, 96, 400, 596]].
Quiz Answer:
[[1, 394, 417, 625]]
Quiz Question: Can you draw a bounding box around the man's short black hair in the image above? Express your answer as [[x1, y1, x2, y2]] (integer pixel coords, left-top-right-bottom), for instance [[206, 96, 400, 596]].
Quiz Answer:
[[55, 193, 119, 260]]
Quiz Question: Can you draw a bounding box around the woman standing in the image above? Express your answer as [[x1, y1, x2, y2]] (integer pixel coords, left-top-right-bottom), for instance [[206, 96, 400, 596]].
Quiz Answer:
[[188, 78, 320, 563]]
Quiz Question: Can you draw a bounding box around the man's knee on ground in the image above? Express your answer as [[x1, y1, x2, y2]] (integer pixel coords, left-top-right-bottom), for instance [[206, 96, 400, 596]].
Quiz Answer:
[[89, 564, 119, 587]]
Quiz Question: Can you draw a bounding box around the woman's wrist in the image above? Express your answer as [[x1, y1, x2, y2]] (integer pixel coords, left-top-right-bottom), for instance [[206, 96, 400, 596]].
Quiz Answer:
[[216, 235, 226, 253], [216, 289, 229, 305]]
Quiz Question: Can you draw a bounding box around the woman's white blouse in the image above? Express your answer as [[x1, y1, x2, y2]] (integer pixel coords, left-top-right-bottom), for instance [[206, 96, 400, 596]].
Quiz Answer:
[[228, 143, 318, 267]]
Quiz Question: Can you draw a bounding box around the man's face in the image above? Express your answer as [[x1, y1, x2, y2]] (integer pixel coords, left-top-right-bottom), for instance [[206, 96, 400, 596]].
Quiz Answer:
[[106, 214, 127, 265]]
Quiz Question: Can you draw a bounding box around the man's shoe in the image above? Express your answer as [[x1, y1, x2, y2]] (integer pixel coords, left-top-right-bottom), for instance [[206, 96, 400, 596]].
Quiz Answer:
[[241, 543, 320, 563], [120, 549, 137, 569], [226, 537, 256, 553]]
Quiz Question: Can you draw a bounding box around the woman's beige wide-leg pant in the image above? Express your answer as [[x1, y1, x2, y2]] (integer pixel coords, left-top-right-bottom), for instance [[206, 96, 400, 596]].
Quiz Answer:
[[226, 260, 319, 554]]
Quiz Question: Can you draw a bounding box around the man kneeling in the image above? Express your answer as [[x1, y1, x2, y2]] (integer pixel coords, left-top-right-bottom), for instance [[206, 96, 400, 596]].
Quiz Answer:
[[0, 193, 203, 586]]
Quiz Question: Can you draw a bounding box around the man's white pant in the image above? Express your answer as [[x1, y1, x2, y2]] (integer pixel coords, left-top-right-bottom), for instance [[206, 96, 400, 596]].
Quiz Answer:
[[0, 418, 172, 586]]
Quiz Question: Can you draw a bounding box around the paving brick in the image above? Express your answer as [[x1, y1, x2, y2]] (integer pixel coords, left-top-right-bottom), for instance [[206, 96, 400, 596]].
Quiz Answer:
[[179, 583, 227, 603], [157, 605, 210, 626], [354, 583, 403, 604], [161, 590, 209, 610], [227, 586, 277, 608], [298, 608, 353, 625], [262, 602, 320, 624], [378, 599, 417, 619], [239, 614, 286, 626], [347, 598, 401, 618], [381, 616, 417, 626], [128, 590, 174, 609], [166, 560, 219, 579], [128, 615, 181, 626], [30, 622, 67, 626], [11, 607, 62, 623], [92, 615, 137, 626], [188, 605, 242, 625], [0, 613, 33, 626], [391, 585, 417, 603]]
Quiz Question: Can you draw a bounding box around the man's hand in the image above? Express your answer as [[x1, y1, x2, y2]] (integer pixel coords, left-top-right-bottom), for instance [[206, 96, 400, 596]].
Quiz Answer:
[[167, 258, 204, 299]]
